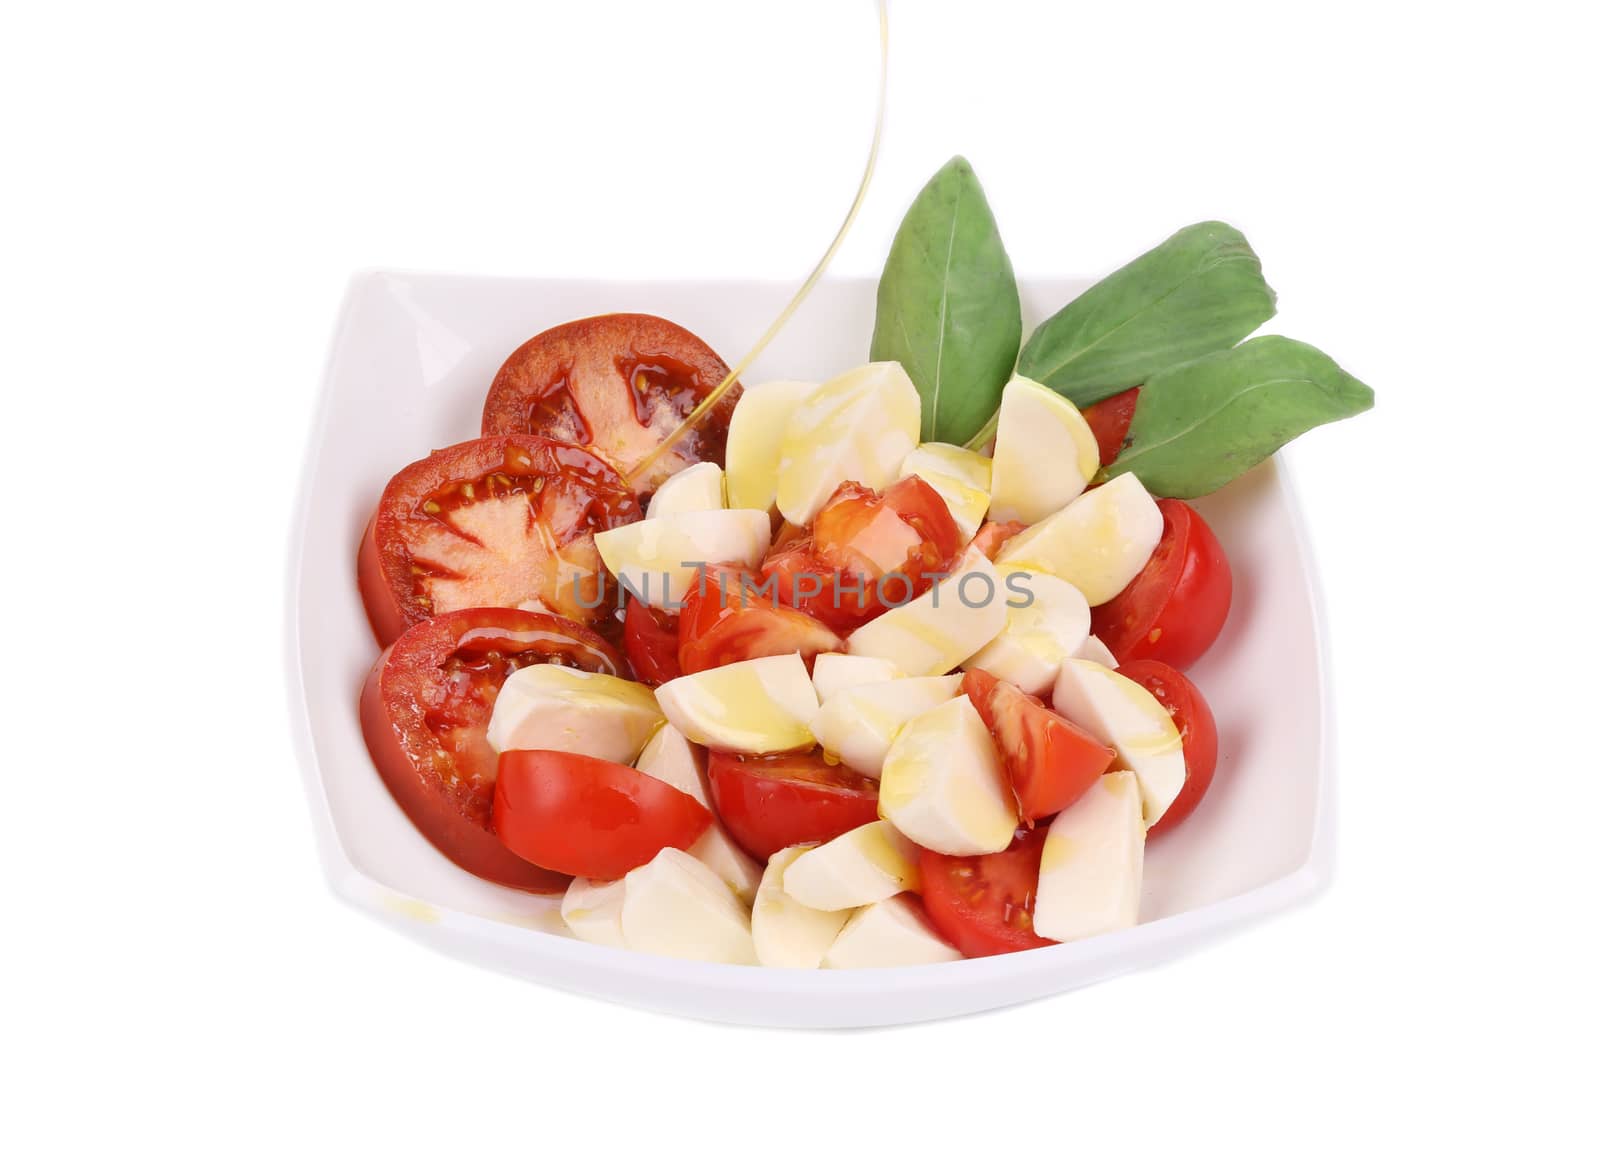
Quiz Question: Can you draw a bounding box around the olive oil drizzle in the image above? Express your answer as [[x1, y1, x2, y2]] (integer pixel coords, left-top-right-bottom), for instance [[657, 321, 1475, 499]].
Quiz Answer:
[[625, 0, 890, 486]]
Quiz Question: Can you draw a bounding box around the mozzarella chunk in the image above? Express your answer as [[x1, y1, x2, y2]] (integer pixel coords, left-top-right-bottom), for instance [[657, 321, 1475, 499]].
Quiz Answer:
[[1052, 659, 1185, 825], [560, 877, 626, 948], [1073, 634, 1119, 669], [486, 665, 662, 760], [645, 461, 725, 518], [782, 821, 920, 911], [725, 379, 817, 511], [996, 473, 1162, 605], [775, 362, 921, 525], [899, 442, 993, 542], [823, 894, 963, 968], [634, 723, 761, 903], [810, 652, 904, 703], [845, 546, 1009, 676], [593, 509, 771, 609], [1033, 770, 1145, 942], [654, 653, 819, 754], [878, 695, 1017, 855], [809, 674, 964, 777], [988, 375, 1100, 524], [965, 567, 1091, 694], [751, 846, 849, 968], [619, 848, 756, 964]]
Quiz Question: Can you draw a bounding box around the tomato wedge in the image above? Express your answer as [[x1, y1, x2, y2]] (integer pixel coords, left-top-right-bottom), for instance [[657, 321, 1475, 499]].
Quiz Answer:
[[1092, 499, 1232, 670], [970, 519, 1026, 560], [1118, 659, 1219, 839], [622, 597, 682, 686], [358, 434, 641, 647], [1081, 386, 1140, 468], [918, 825, 1055, 958], [492, 750, 711, 880], [963, 668, 1114, 823], [481, 313, 742, 494], [706, 749, 879, 861], [358, 607, 629, 892], [677, 564, 842, 674]]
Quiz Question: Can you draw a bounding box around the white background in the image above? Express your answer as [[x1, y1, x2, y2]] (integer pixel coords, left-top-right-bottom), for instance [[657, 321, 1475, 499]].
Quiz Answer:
[[4, 1, 1595, 1165]]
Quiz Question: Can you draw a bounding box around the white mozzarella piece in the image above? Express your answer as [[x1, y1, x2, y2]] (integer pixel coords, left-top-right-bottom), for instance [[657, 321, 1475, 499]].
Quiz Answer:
[[593, 509, 771, 609], [899, 442, 993, 542], [619, 848, 756, 964], [996, 473, 1162, 606], [878, 695, 1017, 855], [485, 665, 662, 760], [751, 846, 849, 968], [987, 375, 1100, 524], [845, 546, 1009, 676], [809, 674, 964, 778], [1073, 634, 1119, 669], [781, 821, 921, 912], [560, 877, 626, 948], [810, 652, 904, 703], [775, 362, 921, 525], [965, 567, 1091, 694], [645, 461, 726, 518], [823, 894, 963, 968], [725, 379, 817, 512], [1033, 770, 1145, 943], [1052, 659, 1186, 825], [654, 653, 820, 754], [634, 723, 761, 903]]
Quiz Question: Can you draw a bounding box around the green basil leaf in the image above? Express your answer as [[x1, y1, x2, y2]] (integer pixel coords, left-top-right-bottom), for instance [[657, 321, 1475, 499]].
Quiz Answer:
[[1017, 221, 1277, 408], [1108, 336, 1374, 498], [871, 156, 1021, 444]]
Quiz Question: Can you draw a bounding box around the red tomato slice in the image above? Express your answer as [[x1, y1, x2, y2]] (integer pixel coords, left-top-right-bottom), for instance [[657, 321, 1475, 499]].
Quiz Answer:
[[962, 668, 1114, 823], [1092, 499, 1232, 670], [970, 519, 1026, 560], [918, 825, 1055, 957], [677, 563, 842, 674], [481, 313, 742, 494], [358, 607, 629, 892], [358, 434, 641, 647], [760, 540, 879, 633], [813, 476, 961, 584], [492, 750, 711, 880], [1081, 386, 1141, 468], [1117, 659, 1219, 839], [706, 749, 879, 861], [623, 598, 682, 686]]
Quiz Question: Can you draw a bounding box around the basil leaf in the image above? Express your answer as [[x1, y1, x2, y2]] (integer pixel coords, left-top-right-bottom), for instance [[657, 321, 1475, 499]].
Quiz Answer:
[[1109, 336, 1374, 498], [1017, 222, 1276, 408], [871, 156, 1021, 444]]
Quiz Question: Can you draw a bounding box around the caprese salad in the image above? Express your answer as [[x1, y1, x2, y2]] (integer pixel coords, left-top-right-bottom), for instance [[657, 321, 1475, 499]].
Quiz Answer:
[[354, 158, 1372, 968]]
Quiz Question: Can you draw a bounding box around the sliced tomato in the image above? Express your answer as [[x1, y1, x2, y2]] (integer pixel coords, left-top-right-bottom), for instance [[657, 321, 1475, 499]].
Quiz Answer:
[[918, 825, 1055, 957], [623, 598, 682, 686], [492, 750, 711, 880], [1092, 499, 1231, 670], [1118, 659, 1219, 839], [358, 608, 629, 892], [358, 434, 641, 647], [676, 563, 842, 674], [760, 540, 879, 633], [970, 519, 1026, 560], [706, 749, 879, 861], [962, 668, 1114, 823], [1082, 386, 1141, 468], [481, 313, 742, 494]]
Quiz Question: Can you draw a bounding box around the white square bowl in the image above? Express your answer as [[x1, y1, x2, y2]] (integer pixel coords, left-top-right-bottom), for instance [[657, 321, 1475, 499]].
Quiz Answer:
[[286, 271, 1333, 1028]]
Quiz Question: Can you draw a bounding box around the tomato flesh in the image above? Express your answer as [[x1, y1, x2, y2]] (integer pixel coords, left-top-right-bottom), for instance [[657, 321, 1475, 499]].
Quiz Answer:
[[706, 749, 879, 861], [918, 825, 1055, 957], [358, 607, 629, 892], [622, 598, 682, 686], [1092, 498, 1231, 670], [492, 750, 711, 880], [359, 434, 641, 647], [970, 519, 1026, 561], [1082, 386, 1141, 468], [1118, 659, 1219, 839], [963, 668, 1114, 823], [677, 563, 842, 674], [482, 313, 742, 494]]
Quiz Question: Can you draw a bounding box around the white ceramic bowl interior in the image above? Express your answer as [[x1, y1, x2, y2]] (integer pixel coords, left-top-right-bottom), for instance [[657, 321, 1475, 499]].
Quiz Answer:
[[286, 273, 1332, 1027]]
